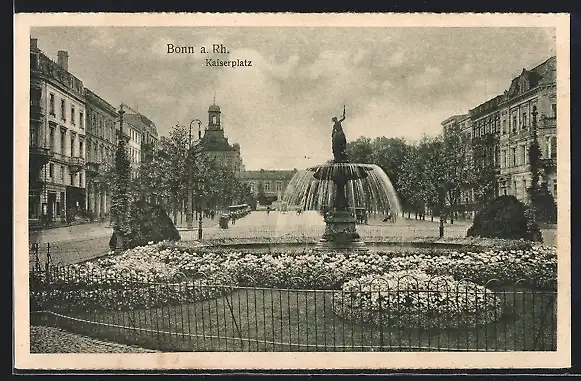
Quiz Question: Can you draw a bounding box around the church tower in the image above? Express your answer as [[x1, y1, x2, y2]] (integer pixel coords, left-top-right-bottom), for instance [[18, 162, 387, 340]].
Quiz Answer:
[[208, 103, 221, 130]]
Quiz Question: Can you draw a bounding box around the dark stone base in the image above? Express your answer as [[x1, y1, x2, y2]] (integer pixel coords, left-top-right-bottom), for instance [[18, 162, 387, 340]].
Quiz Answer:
[[314, 210, 369, 252]]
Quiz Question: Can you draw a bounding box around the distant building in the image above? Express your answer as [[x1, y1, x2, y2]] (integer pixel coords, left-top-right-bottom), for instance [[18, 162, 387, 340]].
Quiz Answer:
[[442, 56, 557, 211], [121, 105, 159, 179], [240, 169, 298, 202], [199, 103, 244, 175], [84, 88, 118, 218], [29, 38, 87, 223]]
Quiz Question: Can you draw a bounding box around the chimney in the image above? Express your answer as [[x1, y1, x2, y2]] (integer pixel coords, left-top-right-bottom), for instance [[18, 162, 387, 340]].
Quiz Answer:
[[57, 51, 69, 71], [30, 38, 38, 50]]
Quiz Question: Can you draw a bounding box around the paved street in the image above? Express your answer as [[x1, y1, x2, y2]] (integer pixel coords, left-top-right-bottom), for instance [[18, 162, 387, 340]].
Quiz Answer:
[[28, 211, 556, 268]]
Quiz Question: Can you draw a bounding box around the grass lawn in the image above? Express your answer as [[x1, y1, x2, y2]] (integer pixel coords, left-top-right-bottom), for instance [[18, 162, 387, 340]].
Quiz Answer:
[[44, 286, 556, 352]]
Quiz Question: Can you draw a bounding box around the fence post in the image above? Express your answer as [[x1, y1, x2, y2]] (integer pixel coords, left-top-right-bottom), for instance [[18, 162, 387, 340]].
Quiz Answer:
[[46, 242, 52, 267], [439, 218, 444, 238], [379, 290, 384, 351], [32, 243, 40, 273]]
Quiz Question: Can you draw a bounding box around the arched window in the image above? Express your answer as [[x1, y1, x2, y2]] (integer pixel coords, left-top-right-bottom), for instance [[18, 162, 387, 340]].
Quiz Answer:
[[212, 116, 217, 124]]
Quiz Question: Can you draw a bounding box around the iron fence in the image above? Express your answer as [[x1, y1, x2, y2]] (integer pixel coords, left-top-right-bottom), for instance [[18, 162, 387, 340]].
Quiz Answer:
[[29, 237, 112, 268], [30, 264, 557, 353]]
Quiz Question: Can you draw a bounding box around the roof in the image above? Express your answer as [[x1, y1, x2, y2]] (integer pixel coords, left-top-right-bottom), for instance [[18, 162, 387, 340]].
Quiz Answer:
[[123, 113, 159, 137], [441, 114, 468, 126], [209, 104, 221, 112], [240, 169, 298, 181], [200, 131, 237, 152]]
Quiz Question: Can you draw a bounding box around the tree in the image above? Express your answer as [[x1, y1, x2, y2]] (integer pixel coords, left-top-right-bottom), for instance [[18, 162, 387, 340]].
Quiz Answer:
[[527, 107, 557, 224], [110, 134, 132, 250], [439, 128, 476, 223], [346, 137, 374, 164], [371, 137, 410, 196]]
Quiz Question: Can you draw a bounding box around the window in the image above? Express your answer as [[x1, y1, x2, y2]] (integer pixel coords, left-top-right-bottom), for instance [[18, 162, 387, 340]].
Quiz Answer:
[[250, 183, 255, 192], [71, 106, 75, 125], [264, 182, 271, 192], [502, 120, 507, 135], [501, 150, 506, 168], [512, 148, 516, 166], [70, 137, 75, 156], [552, 104, 557, 117], [550, 137, 557, 158], [60, 165, 65, 181], [522, 113, 527, 128], [49, 163, 54, 178], [276, 181, 283, 192], [79, 140, 83, 157], [553, 180, 557, 198], [512, 116, 517, 133], [70, 174, 74, 186], [521, 145, 526, 165], [79, 111, 84, 129], [49, 93, 55, 115], [49, 127, 55, 151], [60, 99, 66, 121], [60, 131, 66, 154], [79, 173, 82, 186]]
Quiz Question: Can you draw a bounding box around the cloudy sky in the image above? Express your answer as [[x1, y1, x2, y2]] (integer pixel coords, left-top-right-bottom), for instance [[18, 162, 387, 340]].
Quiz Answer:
[[31, 27, 555, 170]]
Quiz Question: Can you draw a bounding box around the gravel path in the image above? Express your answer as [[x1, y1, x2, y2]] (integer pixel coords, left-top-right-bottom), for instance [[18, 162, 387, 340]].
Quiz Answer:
[[30, 325, 158, 353]]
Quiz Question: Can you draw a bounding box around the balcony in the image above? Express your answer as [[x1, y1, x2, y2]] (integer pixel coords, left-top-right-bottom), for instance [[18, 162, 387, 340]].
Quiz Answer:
[[85, 160, 100, 176], [68, 156, 85, 172], [29, 104, 43, 121], [29, 145, 53, 167]]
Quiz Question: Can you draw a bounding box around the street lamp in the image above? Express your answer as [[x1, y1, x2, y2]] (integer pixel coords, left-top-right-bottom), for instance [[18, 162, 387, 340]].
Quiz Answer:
[[186, 119, 203, 230]]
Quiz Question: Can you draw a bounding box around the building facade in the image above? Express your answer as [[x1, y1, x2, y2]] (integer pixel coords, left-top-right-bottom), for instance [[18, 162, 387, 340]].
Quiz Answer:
[[199, 103, 244, 175], [497, 57, 557, 201], [240, 169, 298, 202], [442, 56, 557, 211], [29, 39, 87, 224], [84, 89, 118, 219]]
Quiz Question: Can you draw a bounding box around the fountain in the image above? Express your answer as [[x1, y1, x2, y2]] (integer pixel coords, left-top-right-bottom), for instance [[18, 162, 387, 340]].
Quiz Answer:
[[282, 106, 402, 252]]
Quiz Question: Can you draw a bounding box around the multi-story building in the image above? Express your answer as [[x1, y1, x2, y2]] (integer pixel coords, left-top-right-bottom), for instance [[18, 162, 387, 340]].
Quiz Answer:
[[442, 56, 557, 211], [240, 169, 298, 202], [29, 39, 87, 224], [84, 88, 118, 219], [119, 105, 145, 179], [497, 56, 557, 201], [469, 93, 503, 202], [122, 104, 159, 150], [199, 103, 244, 175]]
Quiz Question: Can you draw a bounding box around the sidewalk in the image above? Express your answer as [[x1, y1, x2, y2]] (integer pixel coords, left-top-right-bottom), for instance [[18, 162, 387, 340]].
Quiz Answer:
[[30, 325, 158, 353]]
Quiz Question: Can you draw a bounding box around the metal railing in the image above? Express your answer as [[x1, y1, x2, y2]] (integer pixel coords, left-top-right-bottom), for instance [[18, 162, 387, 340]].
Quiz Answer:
[[30, 265, 557, 352]]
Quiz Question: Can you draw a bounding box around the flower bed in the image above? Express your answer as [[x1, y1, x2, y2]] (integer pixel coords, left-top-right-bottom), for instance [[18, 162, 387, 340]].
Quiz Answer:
[[31, 241, 556, 314], [333, 271, 503, 329]]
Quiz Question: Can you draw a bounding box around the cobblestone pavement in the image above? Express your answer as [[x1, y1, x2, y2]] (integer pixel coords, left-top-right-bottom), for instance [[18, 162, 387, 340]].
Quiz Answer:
[[30, 325, 158, 353]]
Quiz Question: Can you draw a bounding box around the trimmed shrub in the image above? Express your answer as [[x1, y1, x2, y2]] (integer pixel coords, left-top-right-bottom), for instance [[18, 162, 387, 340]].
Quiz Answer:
[[467, 195, 541, 241], [110, 199, 180, 250]]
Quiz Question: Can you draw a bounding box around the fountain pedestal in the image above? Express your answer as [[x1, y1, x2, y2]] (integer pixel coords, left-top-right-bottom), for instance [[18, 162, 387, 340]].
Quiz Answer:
[[315, 210, 369, 252]]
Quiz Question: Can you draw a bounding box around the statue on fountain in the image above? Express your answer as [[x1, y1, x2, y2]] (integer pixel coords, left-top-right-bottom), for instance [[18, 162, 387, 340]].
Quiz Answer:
[[331, 105, 348, 162]]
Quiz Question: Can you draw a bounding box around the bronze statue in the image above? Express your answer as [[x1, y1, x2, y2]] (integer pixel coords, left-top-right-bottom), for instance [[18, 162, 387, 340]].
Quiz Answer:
[[332, 105, 347, 162]]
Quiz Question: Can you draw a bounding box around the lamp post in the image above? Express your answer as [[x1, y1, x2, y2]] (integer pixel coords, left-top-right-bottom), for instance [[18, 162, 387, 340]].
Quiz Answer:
[[186, 119, 202, 230], [198, 177, 205, 240]]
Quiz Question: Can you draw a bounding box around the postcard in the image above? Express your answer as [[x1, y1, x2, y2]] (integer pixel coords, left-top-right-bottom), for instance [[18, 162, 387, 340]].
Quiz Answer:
[[14, 12, 571, 370]]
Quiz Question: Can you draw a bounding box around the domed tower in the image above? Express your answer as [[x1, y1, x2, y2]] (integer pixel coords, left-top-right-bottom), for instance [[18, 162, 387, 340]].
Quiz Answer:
[[208, 103, 221, 130]]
